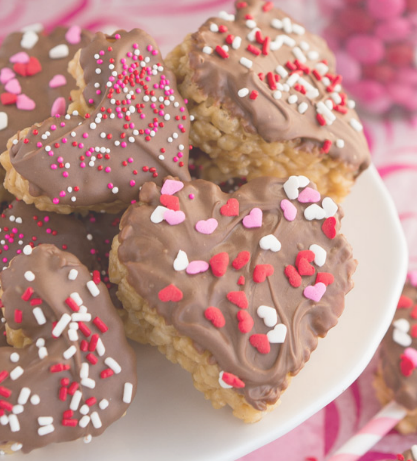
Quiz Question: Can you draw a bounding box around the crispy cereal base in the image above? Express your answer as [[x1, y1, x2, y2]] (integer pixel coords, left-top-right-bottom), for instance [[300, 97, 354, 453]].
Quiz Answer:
[[166, 35, 356, 203], [110, 236, 282, 423]]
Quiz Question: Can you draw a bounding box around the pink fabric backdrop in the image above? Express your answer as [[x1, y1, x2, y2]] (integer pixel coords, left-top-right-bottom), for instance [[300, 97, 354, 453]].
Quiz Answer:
[[1, 1, 416, 459]]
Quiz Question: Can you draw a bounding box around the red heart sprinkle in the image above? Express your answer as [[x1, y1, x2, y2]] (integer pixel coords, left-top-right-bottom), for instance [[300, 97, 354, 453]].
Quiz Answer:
[[210, 252, 229, 277], [315, 272, 334, 286], [411, 324, 417, 338], [26, 57, 42, 76], [0, 93, 17, 105], [204, 306, 225, 328], [237, 276, 245, 285], [400, 354, 414, 377], [158, 284, 183, 303], [220, 198, 239, 216], [397, 295, 413, 309], [295, 250, 315, 267], [253, 264, 274, 283], [160, 194, 180, 211], [232, 251, 250, 270], [13, 62, 27, 77], [249, 334, 270, 354], [297, 258, 315, 276], [227, 291, 248, 309], [412, 305, 417, 319], [237, 310, 253, 333], [322, 217, 337, 239], [222, 372, 245, 388], [284, 265, 301, 288]]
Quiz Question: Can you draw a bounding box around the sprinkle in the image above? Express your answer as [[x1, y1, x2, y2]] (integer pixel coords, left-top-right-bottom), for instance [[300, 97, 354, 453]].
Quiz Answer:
[[9, 414, 20, 432], [91, 411, 102, 429], [99, 399, 109, 410], [38, 424, 54, 436], [93, 316, 108, 333], [23, 245, 32, 255], [79, 415, 90, 428], [13, 405, 24, 415], [273, 91, 282, 100], [240, 57, 253, 69], [70, 391, 82, 411], [70, 292, 83, 307], [49, 44, 69, 59], [87, 280, 100, 297], [63, 346, 77, 360], [104, 357, 122, 374], [288, 94, 298, 104], [18, 388, 31, 405], [232, 36, 242, 49], [33, 307, 46, 325], [350, 119, 363, 132], [10, 353, 19, 363], [238, 88, 249, 98], [123, 382, 134, 403], [202, 46, 213, 55], [215, 45, 229, 59], [38, 416, 53, 426], [52, 313, 71, 337], [10, 366, 23, 381], [30, 394, 40, 405], [298, 102, 308, 114]]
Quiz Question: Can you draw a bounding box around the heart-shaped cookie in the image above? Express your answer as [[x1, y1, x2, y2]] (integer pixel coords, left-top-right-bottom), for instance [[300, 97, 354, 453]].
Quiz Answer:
[[2, 29, 191, 213], [111, 176, 356, 422]]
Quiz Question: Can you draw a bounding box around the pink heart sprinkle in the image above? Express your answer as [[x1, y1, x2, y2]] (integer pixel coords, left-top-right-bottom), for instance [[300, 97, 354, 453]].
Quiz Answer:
[[404, 348, 417, 367], [65, 25, 82, 44], [51, 97, 66, 117], [409, 270, 417, 287], [242, 208, 262, 228], [0, 68, 15, 84], [298, 187, 321, 203], [161, 179, 184, 196], [9, 52, 30, 64], [303, 282, 326, 302], [164, 209, 185, 226], [280, 199, 297, 221], [49, 74, 67, 88], [5, 78, 21, 95], [195, 218, 218, 234], [16, 94, 35, 111], [186, 261, 209, 275]]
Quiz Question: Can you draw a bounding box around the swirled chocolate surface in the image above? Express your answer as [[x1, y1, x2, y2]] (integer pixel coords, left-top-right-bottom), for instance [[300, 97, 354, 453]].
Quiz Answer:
[[0, 26, 92, 150], [9, 29, 190, 209], [0, 244, 137, 453], [183, 0, 370, 172], [116, 176, 356, 410]]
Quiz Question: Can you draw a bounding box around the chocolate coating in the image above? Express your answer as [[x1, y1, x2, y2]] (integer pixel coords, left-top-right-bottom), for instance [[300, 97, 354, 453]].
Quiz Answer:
[[0, 26, 92, 150], [116, 176, 356, 410], [185, 0, 370, 171], [9, 29, 191, 209], [380, 283, 417, 410], [0, 244, 137, 453], [0, 199, 96, 271]]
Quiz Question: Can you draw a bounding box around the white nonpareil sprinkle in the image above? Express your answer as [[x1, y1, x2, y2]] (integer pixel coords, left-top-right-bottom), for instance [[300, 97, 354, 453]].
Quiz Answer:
[[70, 391, 82, 411], [273, 91, 282, 100], [80, 405, 89, 415], [38, 347, 48, 360], [80, 363, 89, 379], [38, 424, 54, 436], [86, 280, 100, 297], [10, 353, 19, 363], [0, 111, 8, 131], [282, 17, 292, 33], [63, 345, 77, 360], [52, 313, 71, 338], [202, 46, 213, 55], [271, 18, 283, 29], [91, 412, 102, 429], [23, 245, 32, 255], [336, 139, 345, 148], [316, 101, 336, 124], [36, 338, 45, 348], [232, 36, 241, 49], [347, 100, 356, 109], [12, 405, 23, 415], [288, 94, 298, 104], [79, 415, 90, 428], [10, 366, 24, 381], [292, 46, 306, 63], [246, 19, 256, 29], [298, 102, 308, 114], [70, 292, 83, 306], [218, 11, 235, 21], [9, 414, 20, 432], [308, 50, 319, 60], [18, 388, 31, 405], [350, 119, 363, 132], [38, 416, 53, 426], [123, 383, 133, 403], [68, 329, 78, 342], [49, 44, 69, 59], [71, 313, 91, 322], [286, 73, 300, 88], [0, 415, 8, 425], [99, 399, 109, 410], [238, 88, 249, 98], [68, 269, 78, 280], [84, 435, 92, 444], [292, 24, 305, 35], [96, 338, 105, 357], [105, 357, 121, 374], [24, 271, 35, 281], [11, 443, 22, 452], [209, 23, 219, 32], [239, 57, 253, 69], [81, 378, 96, 389], [30, 394, 40, 405], [276, 65, 288, 79]]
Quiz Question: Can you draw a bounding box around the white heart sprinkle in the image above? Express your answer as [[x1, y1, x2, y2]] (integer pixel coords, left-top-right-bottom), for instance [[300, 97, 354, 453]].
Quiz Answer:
[[297, 175, 309, 188], [322, 197, 338, 218], [393, 318, 410, 333], [257, 306, 278, 327], [150, 206, 168, 224], [0, 112, 8, 131], [21, 31, 39, 49], [393, 328, 412, 347], [309, 244, 327, 267], [173, 250, 189, 271], [267, 324, 287, 343], [283, 176, 299, 200], [259, 234, 281, 252], [49, 44, 69, 59], [304, 204, 326, 221]]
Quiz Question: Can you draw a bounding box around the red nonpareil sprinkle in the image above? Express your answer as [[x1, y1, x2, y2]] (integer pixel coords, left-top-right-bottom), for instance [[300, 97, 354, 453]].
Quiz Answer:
[[14, 309, 22, 323], [232, 251, 250, 270], [86, 353, 98, 365], [80, 340, 88, 352], [0, 371, 9, 384], [89, 334, 99, 352], [30, 298, 42, 306], [322, 217, 337, 239], [411, 305, 417, 319], [227, 291, 248, 309], [21, 286, 34, 301], [59, 387, 68, 401], [236, 1, 247, 7], [249, 334, 271, 354], [286, 61, 297, 71], [237, 310, 253, 333], [400, 354, 414, 377], [312, 69, 322, 81], [267, 71, 276, 90], [65, 297, 80, 312], [316, 114, 326, 126], [78, 322, 92, 337], [63, 410, 73, 419], [209, 252, 229, 277], [0, 386, 11, 398], [61, 378, 70, 386], [215, 45, 229, 59], [334, 105, 348, 114], [100, 368, 114, 379], [258, 72, 264, 81], [284, 265, 302, 288], [262, 1, 273, 11], [321, 140, 332, 154], [253, 264, 274, 283], [93, 270, 101, 284], [68, 382, 79, 396], [225, 34, 234, 45], [86, 397, 97, 407], [262, 36, 270, 55], [218, 25, 227, 33], [411, 324, 417, 338], [158, 284, 183, 303], [255, 30, 264, 44], [249, 90, 258, 100], [238, 276, 245, 285], [398, 295, 413, 309], [204, 306, 226, 328], [0, 400, 13, 411], [247, 44, 261, 56], [62, 419, 78, 427], [93, 316, 109, 333], [222, 372, 245, 388], [396, 455, 405, 461], [50, 363, 70, 373]]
